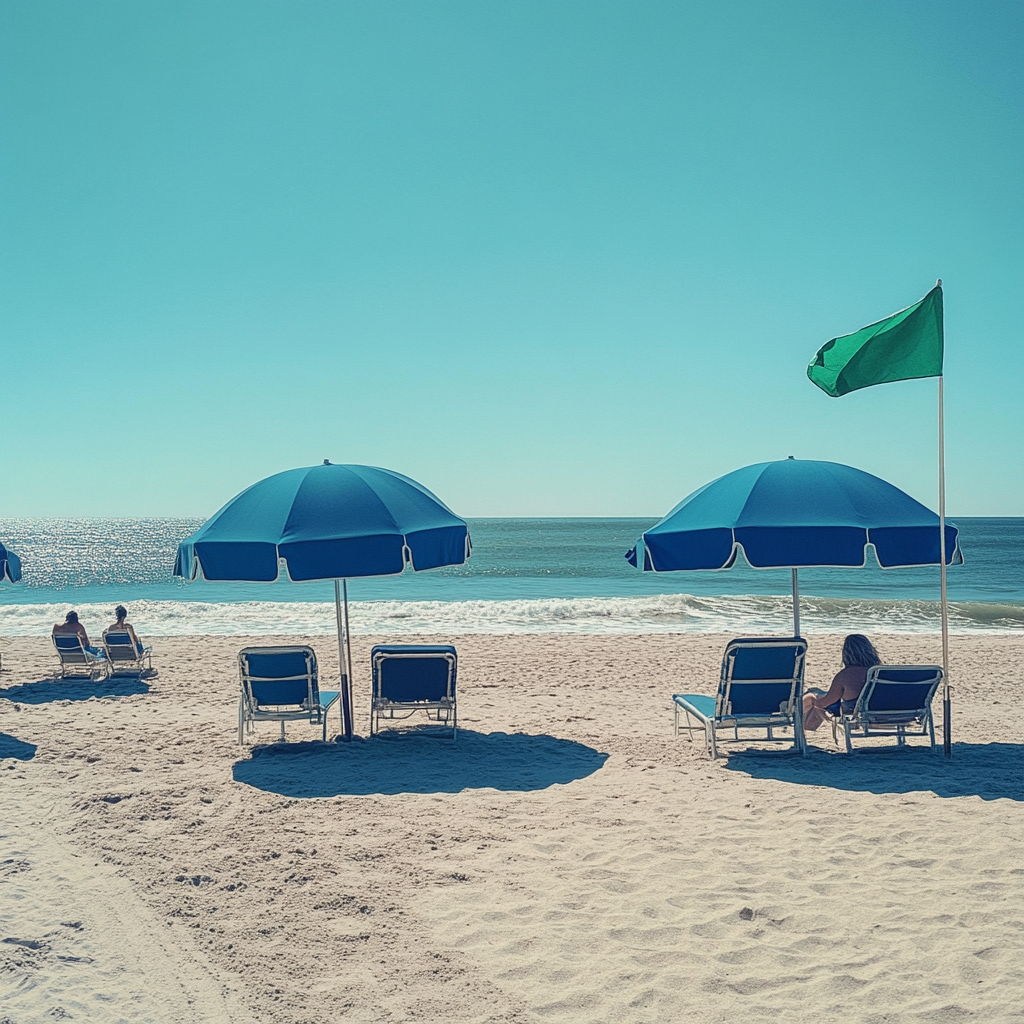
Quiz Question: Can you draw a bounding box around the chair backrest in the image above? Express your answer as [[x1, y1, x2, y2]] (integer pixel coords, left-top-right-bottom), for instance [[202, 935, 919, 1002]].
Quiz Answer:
[[53, 633, 89, 663], [103, 631, 137, 661], [371, 645, 457, 703], [239, 646, 318, 709], [857, 665, 942, 717], [719, 637, 807, 716]]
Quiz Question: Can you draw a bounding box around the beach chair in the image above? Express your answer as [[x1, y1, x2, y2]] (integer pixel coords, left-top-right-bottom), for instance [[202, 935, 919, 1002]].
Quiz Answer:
[[370, 645, 458, 739], [101, 630, 153, 677], [52, 634, 108, 681], [237, 646, 340, 744], [673, 637, 808, 759], [830, 665, 942, 753]]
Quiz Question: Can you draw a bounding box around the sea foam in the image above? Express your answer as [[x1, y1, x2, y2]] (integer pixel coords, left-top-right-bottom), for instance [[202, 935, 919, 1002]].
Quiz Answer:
[[2, 593, 1020, 637]]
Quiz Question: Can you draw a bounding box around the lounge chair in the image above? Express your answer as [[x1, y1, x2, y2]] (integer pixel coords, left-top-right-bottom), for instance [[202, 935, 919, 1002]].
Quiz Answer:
[[370, 645, 458, 739], [102, 630, 153, 677], [52, 634, 108, 680], [673, 637, 808, 758], [830, 665, 942, 753], [237, 646, 340, 744]]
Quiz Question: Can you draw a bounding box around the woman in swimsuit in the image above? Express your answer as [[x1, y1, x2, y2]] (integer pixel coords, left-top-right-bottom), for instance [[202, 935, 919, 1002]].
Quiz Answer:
[[803, 634, 881, 732], [108, 605, 145, 655]]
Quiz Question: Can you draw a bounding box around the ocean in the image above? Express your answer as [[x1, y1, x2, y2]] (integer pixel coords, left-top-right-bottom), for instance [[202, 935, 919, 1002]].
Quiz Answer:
[[0, 517, 1021, 637]]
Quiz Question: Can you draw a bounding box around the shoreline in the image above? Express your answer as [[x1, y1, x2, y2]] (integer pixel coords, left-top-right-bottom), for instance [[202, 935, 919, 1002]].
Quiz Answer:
[[2, 631, 1022, 1022]]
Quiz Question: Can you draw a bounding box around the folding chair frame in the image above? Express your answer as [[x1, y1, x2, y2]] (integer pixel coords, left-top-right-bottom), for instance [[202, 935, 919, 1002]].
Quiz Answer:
[[370, 646, 458, 740], [238, 645, 340, 745], [52, 634, 108, 681], [674, 637, 808, 759], [830, 665, 942, 754], [101, 630, 153, 677]]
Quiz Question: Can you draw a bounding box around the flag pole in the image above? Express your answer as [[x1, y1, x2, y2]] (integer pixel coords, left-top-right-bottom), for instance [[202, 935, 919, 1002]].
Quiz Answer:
[[937, 280, 951, 756]]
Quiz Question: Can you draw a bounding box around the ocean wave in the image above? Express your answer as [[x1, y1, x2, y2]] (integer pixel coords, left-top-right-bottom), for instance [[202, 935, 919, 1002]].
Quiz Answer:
[[1, 593, 1020, 637]]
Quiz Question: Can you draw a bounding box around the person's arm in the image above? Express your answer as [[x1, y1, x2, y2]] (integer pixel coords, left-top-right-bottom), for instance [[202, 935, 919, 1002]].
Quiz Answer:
[[78, 624, 90, 646], [807, 670, 846, 710]]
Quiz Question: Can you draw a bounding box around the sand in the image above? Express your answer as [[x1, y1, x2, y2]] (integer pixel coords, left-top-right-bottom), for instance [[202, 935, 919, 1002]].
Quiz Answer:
[[1, 631, 1022, 1024]]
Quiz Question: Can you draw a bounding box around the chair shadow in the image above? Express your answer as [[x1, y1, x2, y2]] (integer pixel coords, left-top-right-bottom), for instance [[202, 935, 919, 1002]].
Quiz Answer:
[[232, 729, 610, 797], [0, 733, 37, 761], [724, 741, 1024, 802], [0, 676, 151, 705]]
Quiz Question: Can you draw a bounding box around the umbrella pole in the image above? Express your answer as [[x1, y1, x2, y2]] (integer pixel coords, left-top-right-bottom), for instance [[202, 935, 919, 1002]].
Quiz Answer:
[[343, 579, 355, 729], [334, 579, 354, 741], [791, 568, 800, 636], [939, 375, 951, 757]]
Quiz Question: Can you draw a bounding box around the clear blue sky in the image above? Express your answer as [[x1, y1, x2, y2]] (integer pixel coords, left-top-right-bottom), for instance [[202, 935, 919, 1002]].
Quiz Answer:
[[2, 0, 1021, 518]]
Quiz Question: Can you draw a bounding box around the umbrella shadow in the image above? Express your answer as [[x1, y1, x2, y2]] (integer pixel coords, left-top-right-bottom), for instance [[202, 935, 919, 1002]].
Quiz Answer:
[[724, 741, 1024, 802], [232, 729, 609, 797], [0, 733, 37, 761], [0, 676, 151, 705]]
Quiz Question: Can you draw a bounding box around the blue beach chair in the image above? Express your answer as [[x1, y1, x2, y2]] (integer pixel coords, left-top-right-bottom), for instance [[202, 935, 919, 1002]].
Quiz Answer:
[[830, 665, 943, 753], [370, 645, 458, 739], [102, 630, 153, 677], [673, 637, 808, 758], [52, 634, 108, 681], [237, 646, 340, 744]]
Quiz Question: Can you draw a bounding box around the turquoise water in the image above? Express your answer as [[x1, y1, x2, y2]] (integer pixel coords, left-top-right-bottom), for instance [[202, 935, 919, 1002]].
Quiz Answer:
[[0, 517, 1020, 635]]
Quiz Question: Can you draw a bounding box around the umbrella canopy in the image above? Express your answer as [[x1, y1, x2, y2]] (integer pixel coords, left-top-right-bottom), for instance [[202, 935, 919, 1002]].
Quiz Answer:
[[174, 462, 471, 582], [627, 459, 960, 572], [173, 462, 471, 741], [0, 542, 21, 583]]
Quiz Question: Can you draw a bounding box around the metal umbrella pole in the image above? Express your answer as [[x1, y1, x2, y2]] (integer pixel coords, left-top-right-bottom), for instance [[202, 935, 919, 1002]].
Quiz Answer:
[[334, 580, 354, 741], [791, 568, 801, 636]]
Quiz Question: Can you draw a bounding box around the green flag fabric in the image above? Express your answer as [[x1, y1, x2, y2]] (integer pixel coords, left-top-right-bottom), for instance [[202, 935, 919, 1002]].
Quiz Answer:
[[807, 284, 944, 397]]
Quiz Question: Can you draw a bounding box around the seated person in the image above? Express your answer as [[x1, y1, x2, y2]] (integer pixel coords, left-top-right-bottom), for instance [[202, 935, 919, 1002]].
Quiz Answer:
[[108, 604, 145, 655], [53, 610, 103, 657], [803, 634, 881, 731]]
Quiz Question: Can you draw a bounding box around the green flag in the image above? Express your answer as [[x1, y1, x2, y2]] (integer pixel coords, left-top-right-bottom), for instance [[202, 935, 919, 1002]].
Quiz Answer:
[[807, 284, 944, 397]]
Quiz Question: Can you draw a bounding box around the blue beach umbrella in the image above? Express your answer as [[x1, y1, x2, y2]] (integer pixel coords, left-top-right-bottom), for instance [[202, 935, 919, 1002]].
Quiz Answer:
[[0, 542, 22, 584], [174, 462, 471, 740], [626, 458, 961, 634]]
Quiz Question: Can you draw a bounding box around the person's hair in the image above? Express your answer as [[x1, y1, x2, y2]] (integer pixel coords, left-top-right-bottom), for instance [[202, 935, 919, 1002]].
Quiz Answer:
[[115, 605, 127, 621], [65, 611, 79, 624], [842, 634, 881, 668]]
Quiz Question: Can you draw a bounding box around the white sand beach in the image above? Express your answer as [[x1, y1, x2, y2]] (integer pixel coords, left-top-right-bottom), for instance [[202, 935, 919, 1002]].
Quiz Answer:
[[1, 631, 1022, 1023]]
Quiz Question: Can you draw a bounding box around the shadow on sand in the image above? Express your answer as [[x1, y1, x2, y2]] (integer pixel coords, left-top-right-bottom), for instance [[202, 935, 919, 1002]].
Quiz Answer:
[[232, 729, 609, 797], [724, 741, 1024, 802], [0, 733, 37, 761], [0, 676, 151, 704]]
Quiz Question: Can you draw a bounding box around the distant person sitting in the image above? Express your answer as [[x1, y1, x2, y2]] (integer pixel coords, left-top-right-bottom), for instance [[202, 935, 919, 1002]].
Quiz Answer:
[[803, 634, 882, 732], [108, 605, 145, 655], [53, 610, 103, 656]]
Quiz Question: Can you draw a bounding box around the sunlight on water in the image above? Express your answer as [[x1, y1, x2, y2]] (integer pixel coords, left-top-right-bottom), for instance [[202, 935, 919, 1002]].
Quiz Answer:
[[1, 517, 1020, 636]]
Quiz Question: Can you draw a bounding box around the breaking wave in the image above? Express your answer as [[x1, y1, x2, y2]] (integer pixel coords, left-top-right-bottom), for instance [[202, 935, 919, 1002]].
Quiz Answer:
[[1, 593, 1020, 637]]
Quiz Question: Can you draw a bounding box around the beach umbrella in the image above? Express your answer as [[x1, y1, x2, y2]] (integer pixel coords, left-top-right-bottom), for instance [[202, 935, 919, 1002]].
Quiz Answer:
[[173, 462, 471, 740], [626, 458, 960, 634], [0, 542, 21, 583]]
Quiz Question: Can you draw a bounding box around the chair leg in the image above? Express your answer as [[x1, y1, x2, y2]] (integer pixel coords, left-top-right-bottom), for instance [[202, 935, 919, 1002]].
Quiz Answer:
[[280, 720, 286, 742], [238, 698, 246, 746], [844, 722, 854, 754]]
